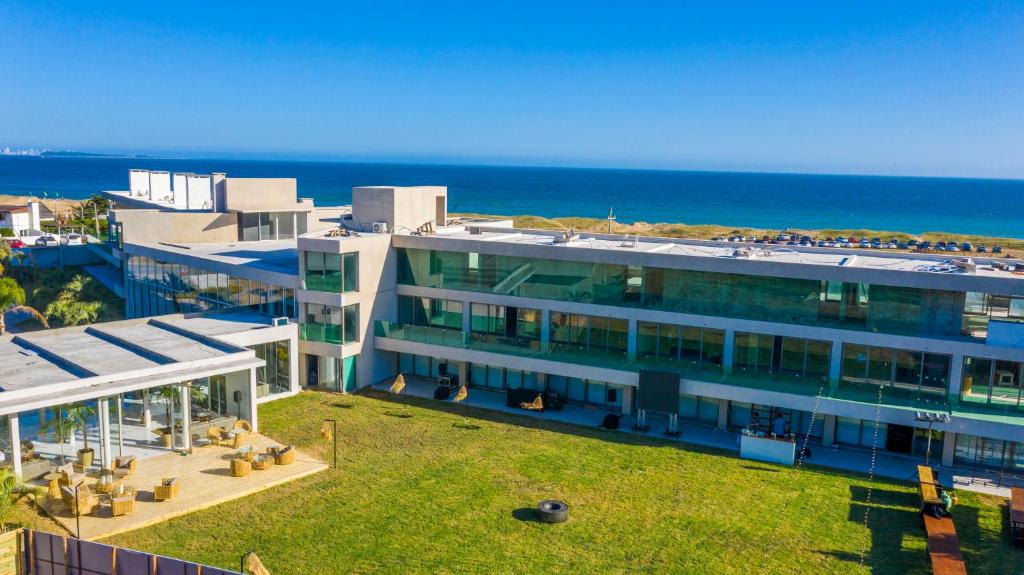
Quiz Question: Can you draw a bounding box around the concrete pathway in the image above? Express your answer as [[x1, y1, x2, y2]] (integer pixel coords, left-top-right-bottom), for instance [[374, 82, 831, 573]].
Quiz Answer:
[[376, 378, 1020, 498]]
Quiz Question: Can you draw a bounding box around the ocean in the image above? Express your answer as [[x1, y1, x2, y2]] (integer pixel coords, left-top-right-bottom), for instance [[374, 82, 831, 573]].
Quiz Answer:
[[1, 156, 1022, 238]]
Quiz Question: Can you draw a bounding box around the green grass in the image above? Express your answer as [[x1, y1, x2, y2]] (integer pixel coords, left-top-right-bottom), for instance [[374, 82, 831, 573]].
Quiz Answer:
[[103, 391, 1022, 574]]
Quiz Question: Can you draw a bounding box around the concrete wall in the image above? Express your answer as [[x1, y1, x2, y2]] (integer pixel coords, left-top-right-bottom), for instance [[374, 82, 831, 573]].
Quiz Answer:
[[352, 186, 447, 234], [222, 178, 302, 212], [112, 209, 239, 244]]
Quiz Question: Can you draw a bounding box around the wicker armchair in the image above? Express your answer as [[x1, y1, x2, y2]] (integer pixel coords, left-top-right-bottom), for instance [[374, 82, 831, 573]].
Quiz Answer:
[[154, 477, 180, 501], [110, 487, 137, 517], [230, 458, 252, 477], [234, 419, 253, 433], [60, 484, 98, 516], [208, 426, 231, 447], [268, 445, 295, 466], [252, 454, 275, 471], [113, 455, 137, 477], [57, 462, 86, 488]]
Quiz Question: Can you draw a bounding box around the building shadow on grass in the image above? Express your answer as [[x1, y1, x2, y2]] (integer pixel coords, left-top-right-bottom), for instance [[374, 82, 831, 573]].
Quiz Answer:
[[740, 465, 779, 473], [817, 485, 925, 574]]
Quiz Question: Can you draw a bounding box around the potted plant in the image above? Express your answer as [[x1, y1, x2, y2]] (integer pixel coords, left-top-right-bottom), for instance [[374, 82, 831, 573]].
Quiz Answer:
[[43, 408, 77, 465], [155, 386, 180, 448], [65, 403, 97, 468]]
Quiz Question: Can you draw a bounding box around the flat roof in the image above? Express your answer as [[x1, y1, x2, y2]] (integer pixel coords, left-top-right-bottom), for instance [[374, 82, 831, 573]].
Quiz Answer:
[[395, 226, 1024, 294], [124, 240, 299, 286], [0, 311, 283, 413]]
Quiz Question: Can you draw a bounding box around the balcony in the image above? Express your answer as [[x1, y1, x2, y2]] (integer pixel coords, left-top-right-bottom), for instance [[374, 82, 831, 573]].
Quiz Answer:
[[300, 322, 343, 344]]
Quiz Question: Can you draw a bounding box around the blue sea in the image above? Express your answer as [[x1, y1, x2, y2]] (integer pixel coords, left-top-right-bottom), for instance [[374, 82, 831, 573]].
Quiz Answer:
[[1, 156, 1022, 238]]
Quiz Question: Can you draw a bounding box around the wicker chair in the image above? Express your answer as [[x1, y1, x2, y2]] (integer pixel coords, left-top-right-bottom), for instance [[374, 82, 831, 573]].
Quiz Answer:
[[234, 419, 253, 433], [113, 455, 137, 477], [230, 458, 252, 477], [268, 445, 295, 466], [154, 478, 180, 502], [60, 484, 98, 516], [208, 426, 231, 447], [110, 487, 137, 517], [57, 462, 86, 488], [252, 454, 275, 471]]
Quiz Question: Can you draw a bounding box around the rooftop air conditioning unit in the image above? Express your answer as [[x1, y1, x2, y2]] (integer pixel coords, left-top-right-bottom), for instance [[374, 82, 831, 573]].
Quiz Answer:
[[469, 226, 482, 235], [272, 317, 289, 327], [371, 221, 389, 234]]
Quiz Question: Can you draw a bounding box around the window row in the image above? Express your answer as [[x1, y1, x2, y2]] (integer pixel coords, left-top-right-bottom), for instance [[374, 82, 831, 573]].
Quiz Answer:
[[303, 251, 358, 293], [734, 332, 831, 383], [961, 356, 1024, 410], [397, 248, 965, 337], [840, 344, 950, 394], [125, 255, 297, 319], [637, 322, 724, 372]]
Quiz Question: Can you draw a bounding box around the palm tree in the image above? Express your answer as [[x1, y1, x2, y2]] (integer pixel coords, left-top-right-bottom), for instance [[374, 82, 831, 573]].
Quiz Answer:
[[0, 277, 48, 335], [0, 466, 29, 532], [43, 408, 77, 464]]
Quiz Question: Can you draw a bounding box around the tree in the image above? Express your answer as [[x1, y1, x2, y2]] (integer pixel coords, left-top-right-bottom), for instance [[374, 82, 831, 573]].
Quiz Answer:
[[155, 385, 180, 430], [44, 275, 101, 327], [0, 466, 29, 532], [0, 277, 48, 334], [63, 403, 96, 456], [43, 407, 77, 463]]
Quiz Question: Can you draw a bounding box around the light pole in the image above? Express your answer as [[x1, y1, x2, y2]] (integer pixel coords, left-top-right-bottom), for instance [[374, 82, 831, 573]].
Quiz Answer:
[[914, 411, 951, 467]]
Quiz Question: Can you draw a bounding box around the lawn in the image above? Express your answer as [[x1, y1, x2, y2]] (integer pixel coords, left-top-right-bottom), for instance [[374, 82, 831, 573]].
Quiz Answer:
[[103, 390, 1021, 574]]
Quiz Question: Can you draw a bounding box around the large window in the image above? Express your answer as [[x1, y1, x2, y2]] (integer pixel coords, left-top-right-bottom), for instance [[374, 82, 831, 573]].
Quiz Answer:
[[301, 303, 359, 344], [125, 254, 296, 319], [960, 356, 1024, 411], [733, 332, 831, 383], [303, 251, 358, 293], [637, 321, 724, 372], [549, 312, 627, 359], [840, 344, 950, 395], [397, 248, 966, 337], [470, 303, 541, 349], [239, 211, 308, 241], [253, 340, 291, 398]]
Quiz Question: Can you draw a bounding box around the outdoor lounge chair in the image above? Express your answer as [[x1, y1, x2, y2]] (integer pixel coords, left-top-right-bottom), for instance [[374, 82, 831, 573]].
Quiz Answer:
[[154, 477, 180, 501], [234, 419, 253, 433], [57, 462, 86, 488], [252, 454, 275, 471], [268, 445, 295, 466], [113, 455, 137, 477], [60, 484, 98, 516]]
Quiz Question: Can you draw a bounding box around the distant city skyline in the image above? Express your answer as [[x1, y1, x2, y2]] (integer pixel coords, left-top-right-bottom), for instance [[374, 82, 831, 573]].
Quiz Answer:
[[2, 2, 1022, 179]]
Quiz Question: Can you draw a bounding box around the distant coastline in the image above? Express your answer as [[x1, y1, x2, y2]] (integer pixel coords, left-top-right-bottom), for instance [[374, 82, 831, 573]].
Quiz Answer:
[[1, 155, 1023, 238]]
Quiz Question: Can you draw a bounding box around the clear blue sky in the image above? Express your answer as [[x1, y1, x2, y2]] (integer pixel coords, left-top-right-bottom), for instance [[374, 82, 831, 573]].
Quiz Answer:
[[2, 1, 1022, 178]]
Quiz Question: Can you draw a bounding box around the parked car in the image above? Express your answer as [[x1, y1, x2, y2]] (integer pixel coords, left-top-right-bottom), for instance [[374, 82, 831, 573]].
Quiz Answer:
[[993, 245, 1003, 253], [5, 238, 25, 248], [34, 235, 60, 247], [946, 244, 960, 252], [64, 233, 86, 245], [976, 245, 987, 253], [918, 240, 932, 250], [907, 239, 918, 247], [960, 242, 972, 252]]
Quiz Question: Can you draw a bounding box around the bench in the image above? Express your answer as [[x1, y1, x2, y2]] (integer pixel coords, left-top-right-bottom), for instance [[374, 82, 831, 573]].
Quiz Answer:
[[922, 514, 967, 575], [917, 465, 943, 514], [1012, 487, 1024, 548]]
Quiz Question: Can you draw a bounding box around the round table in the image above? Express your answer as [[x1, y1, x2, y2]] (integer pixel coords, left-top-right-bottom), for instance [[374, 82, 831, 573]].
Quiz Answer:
[[43, 472, 62, 499]]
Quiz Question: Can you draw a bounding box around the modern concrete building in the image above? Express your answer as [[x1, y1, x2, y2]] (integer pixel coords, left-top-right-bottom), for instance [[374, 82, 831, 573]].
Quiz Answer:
[[93, 171, 1024, 477]]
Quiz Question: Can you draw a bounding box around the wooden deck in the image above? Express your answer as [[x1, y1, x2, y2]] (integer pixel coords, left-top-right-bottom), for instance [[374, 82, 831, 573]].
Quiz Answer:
[[923, 514, 968, 575], [38, 433, 328, 541]]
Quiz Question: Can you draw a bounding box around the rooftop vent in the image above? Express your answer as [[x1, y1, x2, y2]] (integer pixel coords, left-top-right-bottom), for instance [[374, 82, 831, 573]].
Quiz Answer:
[[619, 235, 639, 248], [553, 227, 578, 244], [468, 226, 482, 235], [952, 258, 977, 274]]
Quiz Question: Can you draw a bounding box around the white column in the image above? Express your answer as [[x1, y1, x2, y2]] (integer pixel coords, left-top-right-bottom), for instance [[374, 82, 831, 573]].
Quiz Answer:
[[941, 431, 957, 467], [822, 414, 837, 446], [181, 383, 192, 453], [98, 398, 112, 470], [116, 396, 124, 453], [621, 386, 634, 416], [9, 415, 22, 480], [717, 399, 729, 431], [142, 390, 152, 430], [248, 367, 260, 432], [626, 319, 637, 362], [722, 328, 735, 375], [947, 353, 965, 401], [828, 342, 843, 393]]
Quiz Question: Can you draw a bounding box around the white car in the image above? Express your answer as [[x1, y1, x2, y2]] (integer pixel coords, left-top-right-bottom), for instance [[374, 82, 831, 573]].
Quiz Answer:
[[34, 235, 60, 247], [63, 233, 86, 245]]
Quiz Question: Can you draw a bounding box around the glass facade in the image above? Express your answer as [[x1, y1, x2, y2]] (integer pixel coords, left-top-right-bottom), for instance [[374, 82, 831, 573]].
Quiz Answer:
[[962, 292, 1024, 338], [303, 251, 358, 293], [471, 303, 541, 350], [301, 303, 359, 344], [253, 340, 291, 398], [733, 332, 831, 383], [960, 356, 1024, 412], [549, 311, 628, 360], [840, 344, 951, 395], [637, 321, 724, 373], [239, 211, 308, 241], [125, 254, 296, 319], [954, 433, 1023, 473], [397, 248, 966, 337], [306, 354, 358, 392], [398, 295, 463, 332]]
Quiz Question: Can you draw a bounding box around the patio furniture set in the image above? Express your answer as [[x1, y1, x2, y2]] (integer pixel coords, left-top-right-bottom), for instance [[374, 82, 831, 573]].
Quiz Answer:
[[230, 444, 295, 477]]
